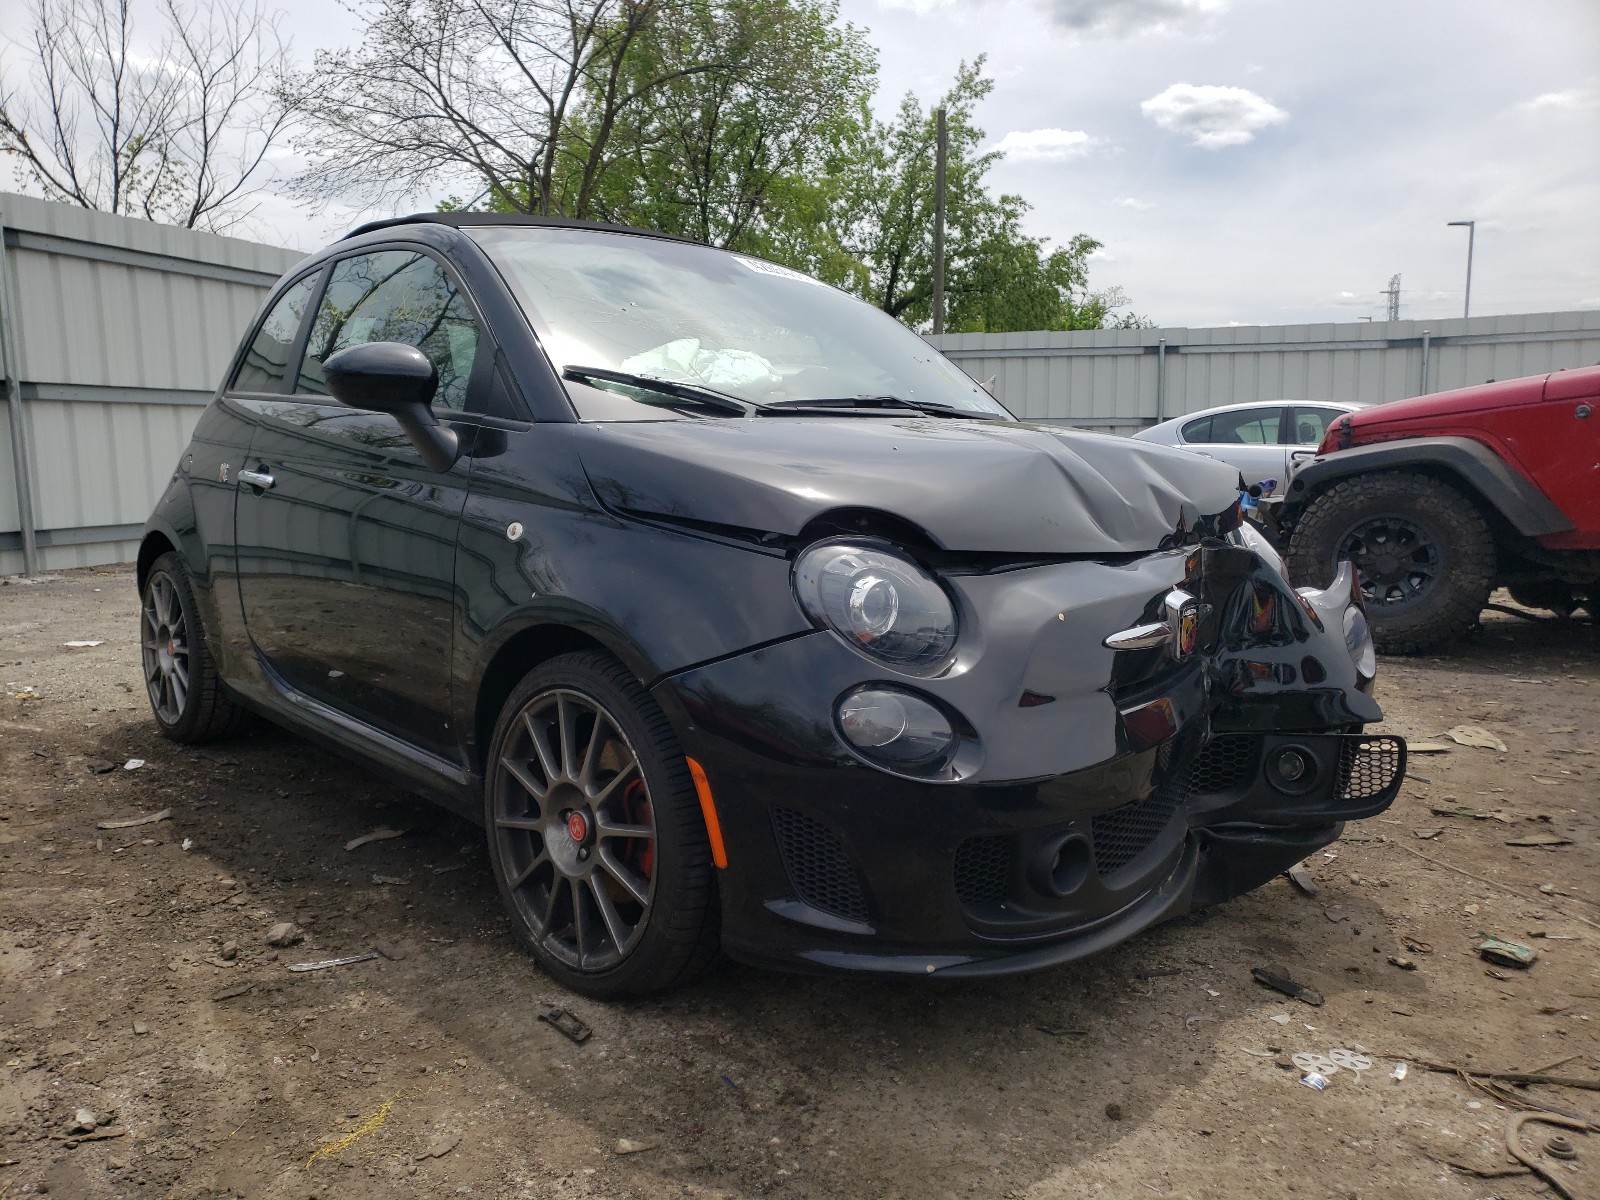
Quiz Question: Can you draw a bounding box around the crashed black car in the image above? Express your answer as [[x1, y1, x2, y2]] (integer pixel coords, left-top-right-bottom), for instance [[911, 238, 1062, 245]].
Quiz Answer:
[[138, 214, 1405, 996]]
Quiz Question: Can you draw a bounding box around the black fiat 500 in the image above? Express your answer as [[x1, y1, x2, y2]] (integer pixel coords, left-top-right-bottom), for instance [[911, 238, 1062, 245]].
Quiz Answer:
[[138, 213, 1404, 996]]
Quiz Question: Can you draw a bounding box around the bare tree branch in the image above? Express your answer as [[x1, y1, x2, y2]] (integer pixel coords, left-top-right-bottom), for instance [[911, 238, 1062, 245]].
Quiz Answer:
[[0, 0, 295, 230]]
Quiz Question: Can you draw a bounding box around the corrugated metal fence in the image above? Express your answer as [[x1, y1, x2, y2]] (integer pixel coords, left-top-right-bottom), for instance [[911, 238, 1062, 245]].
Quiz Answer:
[[1, 192, 303, 574], [3, 189, 1598, 574], [928, 312, 1600, 436]]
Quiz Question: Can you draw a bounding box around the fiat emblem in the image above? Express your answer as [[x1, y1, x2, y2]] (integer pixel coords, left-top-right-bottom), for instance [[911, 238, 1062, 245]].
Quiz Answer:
[[566, 811, 589, 843]]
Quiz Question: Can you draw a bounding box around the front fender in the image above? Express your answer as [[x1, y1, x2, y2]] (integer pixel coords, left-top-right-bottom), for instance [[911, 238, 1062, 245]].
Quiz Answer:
[[1285, 436, 1573, 537]]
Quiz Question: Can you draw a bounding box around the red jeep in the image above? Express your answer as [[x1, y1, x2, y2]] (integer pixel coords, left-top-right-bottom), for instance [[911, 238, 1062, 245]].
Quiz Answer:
[[1280, 364, 1600, 652]]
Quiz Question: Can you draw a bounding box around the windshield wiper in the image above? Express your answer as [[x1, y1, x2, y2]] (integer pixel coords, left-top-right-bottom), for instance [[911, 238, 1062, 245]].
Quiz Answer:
[[762, 395, 1005, 420], [562, 365, 757, 417]]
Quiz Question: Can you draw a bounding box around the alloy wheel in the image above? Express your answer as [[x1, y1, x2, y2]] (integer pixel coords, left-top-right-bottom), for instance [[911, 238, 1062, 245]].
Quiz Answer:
[[1339, 516, 1441, 609], [491, 688, 658, 972], [141, 572, 191, 724]]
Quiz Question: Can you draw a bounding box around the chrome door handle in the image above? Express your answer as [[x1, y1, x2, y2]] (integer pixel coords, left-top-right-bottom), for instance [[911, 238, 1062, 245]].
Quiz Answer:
[[238, 469, 275, 490]]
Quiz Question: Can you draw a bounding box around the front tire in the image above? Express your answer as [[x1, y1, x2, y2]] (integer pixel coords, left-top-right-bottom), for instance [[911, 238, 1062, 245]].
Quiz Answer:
[[484, 652, 719, 998], [1286, 472, 1496, 654], [139, 552, 248, 742]]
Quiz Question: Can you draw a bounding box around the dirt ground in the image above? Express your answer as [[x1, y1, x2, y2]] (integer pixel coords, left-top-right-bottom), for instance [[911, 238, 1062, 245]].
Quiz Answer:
[[1, 566, 1596, 1200]]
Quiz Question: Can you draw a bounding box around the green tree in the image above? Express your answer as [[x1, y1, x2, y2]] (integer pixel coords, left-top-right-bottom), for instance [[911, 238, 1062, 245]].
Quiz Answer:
[[832, 58, 1143, 332], [579, 0, 875, 264]]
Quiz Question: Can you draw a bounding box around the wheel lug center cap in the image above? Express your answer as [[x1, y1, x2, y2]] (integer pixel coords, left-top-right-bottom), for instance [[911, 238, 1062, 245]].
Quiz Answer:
[[566, 810, 590, 844]]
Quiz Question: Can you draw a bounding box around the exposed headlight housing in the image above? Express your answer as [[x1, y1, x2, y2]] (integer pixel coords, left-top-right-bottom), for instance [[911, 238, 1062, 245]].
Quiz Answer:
[[793, 541, 957, 673], [1343, 605, 1377, 679]]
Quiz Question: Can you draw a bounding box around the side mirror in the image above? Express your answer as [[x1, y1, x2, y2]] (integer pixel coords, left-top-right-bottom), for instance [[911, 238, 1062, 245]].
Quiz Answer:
[[322, 342, 461, 472]]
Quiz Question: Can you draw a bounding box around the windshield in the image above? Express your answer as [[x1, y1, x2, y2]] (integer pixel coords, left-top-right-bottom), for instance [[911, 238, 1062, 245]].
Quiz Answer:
[[468, 226, 1010, 419]]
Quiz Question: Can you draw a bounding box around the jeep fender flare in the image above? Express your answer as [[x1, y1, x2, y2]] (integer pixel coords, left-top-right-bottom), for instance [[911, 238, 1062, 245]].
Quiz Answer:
[[1284, 436, 1574, 538]]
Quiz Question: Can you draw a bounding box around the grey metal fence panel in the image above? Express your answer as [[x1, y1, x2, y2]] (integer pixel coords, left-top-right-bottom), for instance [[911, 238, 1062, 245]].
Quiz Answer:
[[3, 189, 1597, 575], [930, 311, 1600, 439], [0, 192, 305, 574]]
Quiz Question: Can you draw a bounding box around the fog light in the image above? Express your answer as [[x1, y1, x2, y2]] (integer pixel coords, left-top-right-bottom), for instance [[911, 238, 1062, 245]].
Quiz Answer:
[[1267, 745, 1318, 794], [837, 687, 956, 769]]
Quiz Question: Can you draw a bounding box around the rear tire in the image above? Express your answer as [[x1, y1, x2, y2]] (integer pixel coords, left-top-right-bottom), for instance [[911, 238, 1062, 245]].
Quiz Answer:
[[484, 652, 720, 998], [1286, 472, 1495, 654], [140, 552, 248, 742]]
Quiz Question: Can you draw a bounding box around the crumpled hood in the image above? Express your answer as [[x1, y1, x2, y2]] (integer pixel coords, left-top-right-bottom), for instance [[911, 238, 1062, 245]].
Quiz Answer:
[[576, 417, 1242, 554]]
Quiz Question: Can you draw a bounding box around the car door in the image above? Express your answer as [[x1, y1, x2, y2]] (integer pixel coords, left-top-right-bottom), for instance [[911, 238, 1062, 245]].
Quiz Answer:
[[232, 247, 487, 760], [1180, 406, 1291, 483]]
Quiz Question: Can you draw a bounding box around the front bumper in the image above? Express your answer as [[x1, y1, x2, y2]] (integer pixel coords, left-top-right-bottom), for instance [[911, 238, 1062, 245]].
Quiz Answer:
[[653, 542, 1404, 978]]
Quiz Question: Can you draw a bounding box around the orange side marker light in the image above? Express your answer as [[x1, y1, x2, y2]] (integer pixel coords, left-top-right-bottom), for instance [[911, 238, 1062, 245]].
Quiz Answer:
[[685, 757, 728, 869]]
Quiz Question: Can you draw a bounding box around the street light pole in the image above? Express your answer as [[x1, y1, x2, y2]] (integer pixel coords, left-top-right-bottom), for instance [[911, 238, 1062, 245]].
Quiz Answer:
[[1447, 220, 1475, 319]]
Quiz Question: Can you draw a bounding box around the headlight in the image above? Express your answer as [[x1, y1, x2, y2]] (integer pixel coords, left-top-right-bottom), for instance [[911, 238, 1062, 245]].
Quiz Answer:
[[793, 542, 957, 672], [837, 687, 956, 769]]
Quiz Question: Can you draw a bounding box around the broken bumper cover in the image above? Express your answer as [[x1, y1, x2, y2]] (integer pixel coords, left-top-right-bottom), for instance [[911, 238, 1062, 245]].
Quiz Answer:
[[652, 542, 1405, 979]]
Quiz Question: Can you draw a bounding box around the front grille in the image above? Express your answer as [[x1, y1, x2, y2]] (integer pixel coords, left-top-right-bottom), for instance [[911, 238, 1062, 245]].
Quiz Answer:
[[1091, 789, 1180, 876], [954, 836, 1012, 906], [1184, 735, 1258, 798], [771, 807, 869, 923], [1338, 736, 1403, 802]]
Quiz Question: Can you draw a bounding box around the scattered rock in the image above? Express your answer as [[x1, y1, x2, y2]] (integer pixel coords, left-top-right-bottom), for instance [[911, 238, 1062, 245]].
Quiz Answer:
[[264, 922, 301, 948], [1104, 1103, 1123, 1121], [614, 1137, 659, 1155], [132, 1022, 149, 1036], [86, 758, 116, 775], [1386, 956, 1416, 971], [211, 982, 253, 1001], [219, 941, 239, 961], [67, 1108, 98, 1134]]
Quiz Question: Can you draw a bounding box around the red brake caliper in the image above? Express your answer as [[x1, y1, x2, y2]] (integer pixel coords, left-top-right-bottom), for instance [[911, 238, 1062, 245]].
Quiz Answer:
[[620, 779, 654, 881]]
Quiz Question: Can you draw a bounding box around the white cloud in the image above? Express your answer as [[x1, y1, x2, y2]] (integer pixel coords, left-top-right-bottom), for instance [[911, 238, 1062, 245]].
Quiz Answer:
[[1140, 83, 1288, 147], [1088, 247, 1117, 262], [1044, 0, 1226, 37], [1117, 196, 1155, 210], [872, 0, 963, 11], [1517, 84, 1599, 113], [993, 128, 1100, 161]]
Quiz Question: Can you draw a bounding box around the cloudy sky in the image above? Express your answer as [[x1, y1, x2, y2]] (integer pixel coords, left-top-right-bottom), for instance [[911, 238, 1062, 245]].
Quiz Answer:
[[177, 0, 1600, 327]]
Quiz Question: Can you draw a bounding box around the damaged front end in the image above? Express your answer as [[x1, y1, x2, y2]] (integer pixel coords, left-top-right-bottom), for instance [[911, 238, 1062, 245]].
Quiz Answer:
[[651, 499, 1404, 979]]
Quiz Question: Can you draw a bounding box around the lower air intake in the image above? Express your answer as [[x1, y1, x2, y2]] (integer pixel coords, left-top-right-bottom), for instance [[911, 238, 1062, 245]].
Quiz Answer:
[[1091, 790, 1180, 877], [1338, 736, 1404, 802], [772, 807, 869, 923], [954, 835, 1012, 906]]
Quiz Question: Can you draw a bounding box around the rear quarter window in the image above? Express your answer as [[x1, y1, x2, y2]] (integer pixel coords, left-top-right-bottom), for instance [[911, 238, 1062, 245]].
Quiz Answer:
[[231, 276, 316, 393]]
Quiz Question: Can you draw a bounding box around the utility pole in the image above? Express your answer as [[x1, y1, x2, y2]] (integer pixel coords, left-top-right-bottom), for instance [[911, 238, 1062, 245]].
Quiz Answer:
[[1381, 273, 1401, 322], [931, 106, 947, 335], [1447, 220, 1475, 318]]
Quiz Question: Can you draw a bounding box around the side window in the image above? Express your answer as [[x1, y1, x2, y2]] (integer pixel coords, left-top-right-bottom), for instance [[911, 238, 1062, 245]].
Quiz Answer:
[[298, 250, 482, 411], [1180, 415, 1212, 442], [1291, 406, 1342, 445], [1208, 407, 1282, 445], [231, 275, 316, 393]]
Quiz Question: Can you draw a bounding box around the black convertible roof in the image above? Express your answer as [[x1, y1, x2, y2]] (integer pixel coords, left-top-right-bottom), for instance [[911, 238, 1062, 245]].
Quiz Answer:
[[343, 211, 691, 244]]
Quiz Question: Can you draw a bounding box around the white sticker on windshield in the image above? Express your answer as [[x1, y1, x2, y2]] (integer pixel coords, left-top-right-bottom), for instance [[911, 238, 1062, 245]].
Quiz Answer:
[[736, 256, 828, 287]]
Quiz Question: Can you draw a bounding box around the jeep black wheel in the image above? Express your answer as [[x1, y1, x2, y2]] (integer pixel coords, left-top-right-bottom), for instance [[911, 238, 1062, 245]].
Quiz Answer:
[[1286, 472, 1495, 654], [140, 552, 248, 742], [485, 652, 719, 998]]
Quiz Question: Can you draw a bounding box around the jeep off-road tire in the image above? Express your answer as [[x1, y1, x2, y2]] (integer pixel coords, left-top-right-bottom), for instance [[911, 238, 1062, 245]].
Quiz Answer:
[[484, 651, 720, 998], [140, 552, 250, 742], [1286, 472, 1496, 654]]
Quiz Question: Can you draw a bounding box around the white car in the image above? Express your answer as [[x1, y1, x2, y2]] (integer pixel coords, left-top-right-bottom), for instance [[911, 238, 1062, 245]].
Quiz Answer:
[[1132, 400, 1360, 488]]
